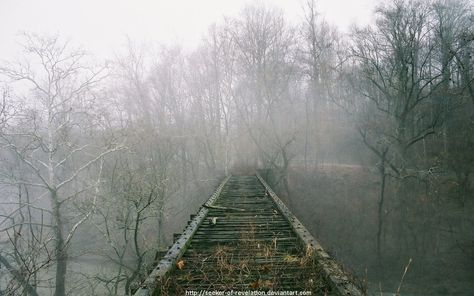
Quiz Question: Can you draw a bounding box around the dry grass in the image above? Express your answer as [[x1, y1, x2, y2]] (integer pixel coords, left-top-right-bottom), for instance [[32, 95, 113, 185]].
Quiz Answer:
[[153, 224, 335, 295]]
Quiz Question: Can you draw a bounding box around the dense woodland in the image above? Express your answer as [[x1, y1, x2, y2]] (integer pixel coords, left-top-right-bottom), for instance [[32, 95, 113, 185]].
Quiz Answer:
[[0, 0, 473, 295]]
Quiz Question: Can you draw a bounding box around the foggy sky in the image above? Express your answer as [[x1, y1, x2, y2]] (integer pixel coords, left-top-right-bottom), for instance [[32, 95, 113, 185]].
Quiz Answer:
[[0, 0, 376, 60]]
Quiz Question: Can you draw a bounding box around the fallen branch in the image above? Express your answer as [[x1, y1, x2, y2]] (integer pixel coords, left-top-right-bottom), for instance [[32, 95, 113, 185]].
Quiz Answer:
[[203, 205, 245, 212]]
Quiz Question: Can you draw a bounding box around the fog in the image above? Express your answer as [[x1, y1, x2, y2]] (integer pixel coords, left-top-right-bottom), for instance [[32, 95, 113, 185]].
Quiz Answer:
[[0, 0, 376, 59], [0, 0, 473, 295]]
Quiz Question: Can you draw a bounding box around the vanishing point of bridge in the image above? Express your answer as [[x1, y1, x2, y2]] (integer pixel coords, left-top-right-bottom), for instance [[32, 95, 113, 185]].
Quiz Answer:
[[134, 174, 363, 296]]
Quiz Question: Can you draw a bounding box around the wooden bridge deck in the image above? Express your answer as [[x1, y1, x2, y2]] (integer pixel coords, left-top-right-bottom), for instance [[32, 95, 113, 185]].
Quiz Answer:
[[134, 175, 363, 296]]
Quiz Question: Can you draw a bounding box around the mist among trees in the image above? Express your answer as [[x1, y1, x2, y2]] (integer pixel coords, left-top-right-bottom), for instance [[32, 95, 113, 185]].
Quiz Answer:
[[0, 0, 473, 295]]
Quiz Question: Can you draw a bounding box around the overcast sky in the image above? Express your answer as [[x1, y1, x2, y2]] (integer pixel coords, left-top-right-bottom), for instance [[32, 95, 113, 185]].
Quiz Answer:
[[0, 0, 377, 60]]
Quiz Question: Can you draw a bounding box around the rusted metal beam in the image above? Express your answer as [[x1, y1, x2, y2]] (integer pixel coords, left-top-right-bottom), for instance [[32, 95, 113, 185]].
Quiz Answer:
[[133, 176, 231, 296], [256, 173, 363, 296]]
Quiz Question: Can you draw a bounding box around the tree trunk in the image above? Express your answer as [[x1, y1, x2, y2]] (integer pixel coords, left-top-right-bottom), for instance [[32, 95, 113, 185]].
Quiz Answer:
[[52, 190, 67, 296], [376, 148, 388, 265]]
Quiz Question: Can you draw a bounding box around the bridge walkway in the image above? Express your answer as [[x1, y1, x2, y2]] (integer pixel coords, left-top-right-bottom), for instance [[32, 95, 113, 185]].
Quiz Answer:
[[134, 175, 363, 296]]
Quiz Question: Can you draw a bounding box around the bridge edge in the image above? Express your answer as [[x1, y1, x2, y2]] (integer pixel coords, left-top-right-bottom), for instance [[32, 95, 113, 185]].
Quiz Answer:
[[256, 173, 364, 296], [133, 175, 231, 296]]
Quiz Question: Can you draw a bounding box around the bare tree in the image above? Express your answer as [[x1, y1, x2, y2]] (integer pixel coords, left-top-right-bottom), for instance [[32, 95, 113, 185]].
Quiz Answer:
[[186, 26, 234, 176], [0, 34, 122, 296], [299, 0, 340, 168], [432, 0, 474, 206], [350, 0, 446, 263], [91, 156, 163, 295], [222, 4, 300, 191]]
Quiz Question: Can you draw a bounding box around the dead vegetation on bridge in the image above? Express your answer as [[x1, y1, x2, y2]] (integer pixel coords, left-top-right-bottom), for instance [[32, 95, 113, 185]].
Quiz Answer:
[[136, 176, 365, 296], [154, 225, 337, 295]]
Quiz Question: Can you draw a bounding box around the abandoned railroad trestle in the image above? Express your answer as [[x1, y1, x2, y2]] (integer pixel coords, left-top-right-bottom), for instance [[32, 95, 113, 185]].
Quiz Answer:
[[134, 174, 363, 296]]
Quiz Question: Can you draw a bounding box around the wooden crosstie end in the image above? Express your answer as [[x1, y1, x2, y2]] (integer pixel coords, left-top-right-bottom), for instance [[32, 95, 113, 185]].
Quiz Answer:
[[134, 174, 363, 296]]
